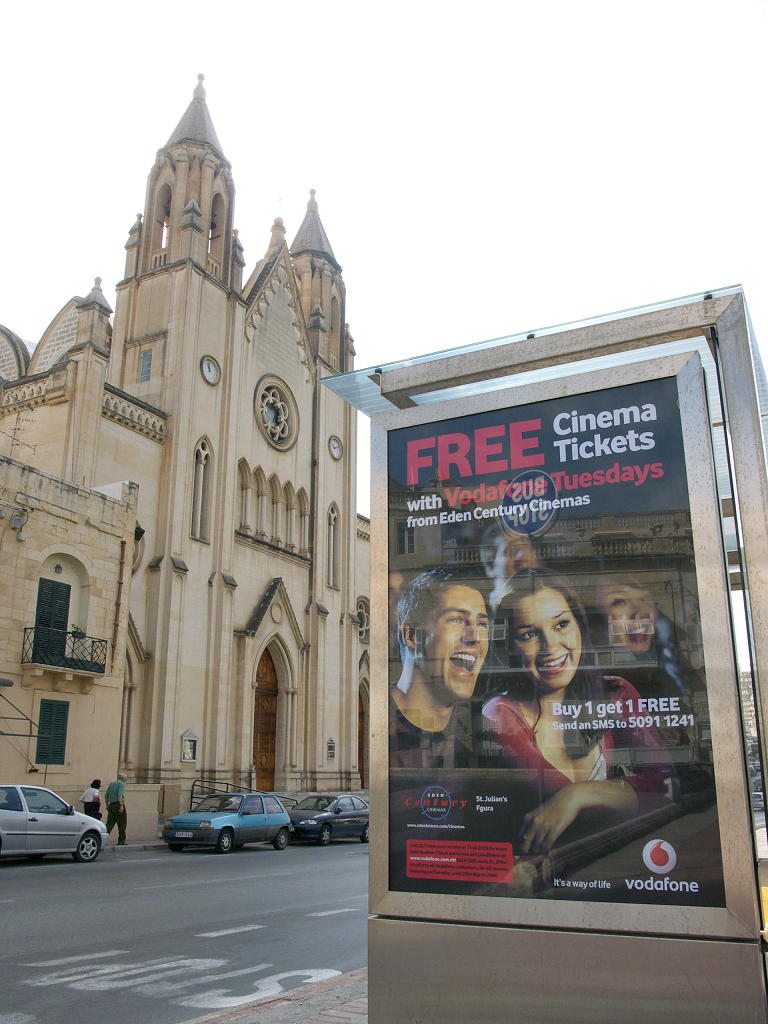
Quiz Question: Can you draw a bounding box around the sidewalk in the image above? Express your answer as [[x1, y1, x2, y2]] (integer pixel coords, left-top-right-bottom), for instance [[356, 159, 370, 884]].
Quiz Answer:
[[182, 968, 368, 1024]]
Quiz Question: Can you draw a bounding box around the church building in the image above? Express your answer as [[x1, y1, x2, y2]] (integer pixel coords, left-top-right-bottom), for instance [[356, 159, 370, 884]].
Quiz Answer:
[[0, 77, 370, 808]]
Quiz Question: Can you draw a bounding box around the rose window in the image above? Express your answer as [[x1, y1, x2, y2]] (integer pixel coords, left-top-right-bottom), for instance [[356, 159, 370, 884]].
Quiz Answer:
[[255, 378, 298, 450], [261, 387, 289, 441]]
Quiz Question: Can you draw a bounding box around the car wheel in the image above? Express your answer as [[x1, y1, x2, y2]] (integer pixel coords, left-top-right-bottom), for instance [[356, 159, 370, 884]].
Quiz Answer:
[[168, 844, 184, 852], [72, 831, 101, 863], [215, 828, 234, 854], [360, 823, 369, 844], [272, 827, 289, 851], [317, 824, 332, 846]]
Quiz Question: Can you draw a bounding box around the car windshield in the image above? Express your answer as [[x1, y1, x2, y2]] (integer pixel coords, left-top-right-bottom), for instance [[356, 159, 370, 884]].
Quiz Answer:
[[193, 795, 242, 813], [295, 796, 334, 811]]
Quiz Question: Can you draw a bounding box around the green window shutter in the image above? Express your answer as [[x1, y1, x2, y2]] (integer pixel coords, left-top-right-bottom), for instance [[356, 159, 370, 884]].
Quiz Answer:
[[36, 699, 69, 765], [33, 579, 71, 665], [35, 578, 71, 631]]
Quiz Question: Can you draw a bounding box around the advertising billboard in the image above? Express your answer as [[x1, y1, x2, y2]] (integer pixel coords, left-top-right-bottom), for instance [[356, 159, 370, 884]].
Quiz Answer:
[[387, 374, 725, 906]]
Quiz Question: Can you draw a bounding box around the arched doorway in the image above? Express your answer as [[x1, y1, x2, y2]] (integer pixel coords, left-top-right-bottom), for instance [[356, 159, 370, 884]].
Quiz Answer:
[[253, 649, 278, 790]]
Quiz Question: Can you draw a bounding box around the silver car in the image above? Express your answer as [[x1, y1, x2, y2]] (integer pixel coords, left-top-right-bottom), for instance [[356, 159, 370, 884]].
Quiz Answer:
[[0, 784, 108, 862]]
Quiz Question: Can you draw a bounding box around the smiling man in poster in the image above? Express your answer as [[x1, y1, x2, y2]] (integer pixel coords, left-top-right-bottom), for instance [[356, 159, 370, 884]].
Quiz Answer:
[[390, 567, 491, 770]]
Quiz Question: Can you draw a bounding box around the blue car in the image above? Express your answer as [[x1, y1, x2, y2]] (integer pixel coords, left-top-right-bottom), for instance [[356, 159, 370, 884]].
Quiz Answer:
[[162, 792, 291, 854]]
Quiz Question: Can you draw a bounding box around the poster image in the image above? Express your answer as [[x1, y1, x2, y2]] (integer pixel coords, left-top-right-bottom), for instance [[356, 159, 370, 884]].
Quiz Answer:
[[387, 376, 726, 907]]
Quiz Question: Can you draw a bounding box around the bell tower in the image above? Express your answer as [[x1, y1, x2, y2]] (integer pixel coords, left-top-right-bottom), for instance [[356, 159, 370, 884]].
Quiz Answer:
[[137, 74, 237, 282], [109, 75, 245, 404]]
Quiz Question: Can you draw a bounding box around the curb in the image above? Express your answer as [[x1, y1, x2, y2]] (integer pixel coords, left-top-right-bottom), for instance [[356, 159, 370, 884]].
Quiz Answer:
[[106, 841, 167, 852]]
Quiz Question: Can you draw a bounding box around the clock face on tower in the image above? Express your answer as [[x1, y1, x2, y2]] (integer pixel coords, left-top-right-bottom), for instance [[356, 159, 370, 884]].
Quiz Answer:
[[200, 356, 221, 385], [329, 435, 343, 460]]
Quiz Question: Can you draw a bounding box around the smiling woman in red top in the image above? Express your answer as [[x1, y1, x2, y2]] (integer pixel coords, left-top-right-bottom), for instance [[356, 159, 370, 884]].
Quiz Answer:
[[483, 568, 674, 855]]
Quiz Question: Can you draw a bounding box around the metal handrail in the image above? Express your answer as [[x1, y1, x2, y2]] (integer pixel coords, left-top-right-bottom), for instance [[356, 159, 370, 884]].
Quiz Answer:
[[21, 627, 108, 674], [189, 777, 267, 810]]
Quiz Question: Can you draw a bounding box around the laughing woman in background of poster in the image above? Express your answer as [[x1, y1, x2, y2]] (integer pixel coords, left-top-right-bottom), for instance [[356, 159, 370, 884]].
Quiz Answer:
[[483, 568, 675, 855], [596, 574, 696, 710]]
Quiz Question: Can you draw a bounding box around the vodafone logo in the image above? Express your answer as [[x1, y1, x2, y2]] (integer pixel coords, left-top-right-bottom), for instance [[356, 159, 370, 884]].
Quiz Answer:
[[642, 839, 677, 874], [625, 839, 698, 893]]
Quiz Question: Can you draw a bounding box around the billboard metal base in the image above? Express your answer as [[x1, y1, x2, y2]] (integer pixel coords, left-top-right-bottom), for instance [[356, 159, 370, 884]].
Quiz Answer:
[[369, 916, 767, 1023]]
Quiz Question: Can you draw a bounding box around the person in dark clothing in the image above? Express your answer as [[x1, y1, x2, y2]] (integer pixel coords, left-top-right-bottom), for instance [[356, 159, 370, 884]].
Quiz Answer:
[[79, 778, 102, 819]]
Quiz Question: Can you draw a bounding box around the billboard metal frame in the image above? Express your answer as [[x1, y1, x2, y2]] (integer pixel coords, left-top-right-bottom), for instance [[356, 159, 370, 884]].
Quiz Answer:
[[326, 288, 768, 1018], [343, 291, 767, 938]]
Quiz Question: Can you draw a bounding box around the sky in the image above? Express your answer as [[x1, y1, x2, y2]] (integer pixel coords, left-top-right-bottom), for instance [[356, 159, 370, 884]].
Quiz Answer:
[[2, 1, 766, 516]]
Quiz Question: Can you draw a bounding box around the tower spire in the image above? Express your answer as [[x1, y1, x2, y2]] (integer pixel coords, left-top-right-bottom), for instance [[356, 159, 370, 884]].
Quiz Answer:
[[289, 191, 345, 369], [166, 73, 225, 157], [290, 190, 339, 269]]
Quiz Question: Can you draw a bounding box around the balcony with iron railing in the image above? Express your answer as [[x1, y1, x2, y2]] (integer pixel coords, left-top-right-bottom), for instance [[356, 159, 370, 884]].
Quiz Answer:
[[22, 627, 108, 676]]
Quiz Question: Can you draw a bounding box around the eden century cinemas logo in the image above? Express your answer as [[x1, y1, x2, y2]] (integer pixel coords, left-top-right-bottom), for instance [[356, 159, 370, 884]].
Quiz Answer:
[[624, 839, 701, 894], [404, 786, 467, 821]]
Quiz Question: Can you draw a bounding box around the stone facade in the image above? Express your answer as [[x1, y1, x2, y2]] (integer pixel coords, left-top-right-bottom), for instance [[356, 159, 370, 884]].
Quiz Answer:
[[0, 78, 370, 808], [0, 457, 137, 793]]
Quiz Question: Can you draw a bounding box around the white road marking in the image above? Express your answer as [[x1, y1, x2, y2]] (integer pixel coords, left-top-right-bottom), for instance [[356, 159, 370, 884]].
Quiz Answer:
[[23, 951, 129, 967], [196, 925, 265, 938], [17, 951, 344, 1012], [177, 968, 342, 1009], [135, 962, 273, 997], [25, 958, 226, 991], [306, 908, 357, 917]]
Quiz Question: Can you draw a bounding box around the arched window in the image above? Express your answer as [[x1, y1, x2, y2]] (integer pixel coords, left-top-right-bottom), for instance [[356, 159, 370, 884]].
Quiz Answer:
[[237, 459, 251, 532], [269, 475, 282, 545], [297, 489, 309, 555], [120, 653, 135, 764], [192, 438, 212, 540], [208, 193, 225, 277], [330, 295, 341, 369], [283, 483, 296, 550], [327, 504, 339, 587], [151, 183, 172, 262], [30, 555, 91, 667], [254, 468, 267, 539]]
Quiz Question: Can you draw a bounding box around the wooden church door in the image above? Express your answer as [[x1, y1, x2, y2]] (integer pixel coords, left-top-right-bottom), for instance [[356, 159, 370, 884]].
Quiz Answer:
[[253, 649, 278, 790]]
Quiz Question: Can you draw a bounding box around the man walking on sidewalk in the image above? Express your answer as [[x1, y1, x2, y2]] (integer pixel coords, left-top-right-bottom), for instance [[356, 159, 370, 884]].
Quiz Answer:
[[105, 773, 128, 845]]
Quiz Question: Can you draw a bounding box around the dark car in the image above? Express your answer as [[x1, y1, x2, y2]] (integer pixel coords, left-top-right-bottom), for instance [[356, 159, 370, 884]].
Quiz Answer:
[[289, 794, 369, 845], [162, 792, 291, 853]]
